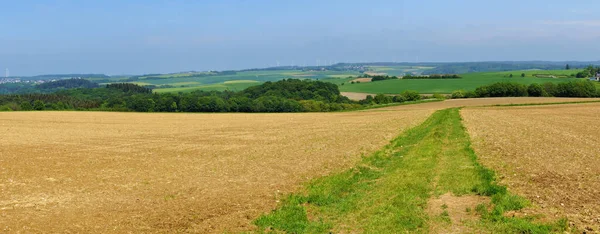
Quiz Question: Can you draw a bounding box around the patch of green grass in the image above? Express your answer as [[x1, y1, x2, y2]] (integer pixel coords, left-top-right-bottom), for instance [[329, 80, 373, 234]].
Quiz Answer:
[[338, 69, 585, 94], [254, 108, 567, 233], [153, 81, 261, 93]]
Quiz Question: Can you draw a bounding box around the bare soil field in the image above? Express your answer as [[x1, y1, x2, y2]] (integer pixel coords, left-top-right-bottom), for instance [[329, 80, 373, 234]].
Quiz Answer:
[[1, 97, 598, 233], [340, 92, 376, 100], [462, 103, 600, 232], [380, 97, 600, 111], [350, 78, 372, 83], [0, 110, 434, 233]]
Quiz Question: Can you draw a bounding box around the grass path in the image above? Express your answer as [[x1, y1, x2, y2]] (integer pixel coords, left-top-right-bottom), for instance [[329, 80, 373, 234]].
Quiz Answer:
[[254, 108, 567, 233]]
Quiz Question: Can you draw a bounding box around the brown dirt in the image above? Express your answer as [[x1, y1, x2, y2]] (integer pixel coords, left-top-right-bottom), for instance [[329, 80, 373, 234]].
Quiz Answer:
[[380, 97, 600, 111], [340, 92, 376, 101], [427, 193, 490, 234], [363, 72, 386, 76], [1, 97, 598, 233], [350, 78, 372, 83], [462, 103, 600, 232], [0, 110, 433, 233]]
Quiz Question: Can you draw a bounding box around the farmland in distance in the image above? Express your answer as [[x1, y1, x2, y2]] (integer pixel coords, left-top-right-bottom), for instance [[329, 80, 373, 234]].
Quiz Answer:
[[339, 69, 586, 94]]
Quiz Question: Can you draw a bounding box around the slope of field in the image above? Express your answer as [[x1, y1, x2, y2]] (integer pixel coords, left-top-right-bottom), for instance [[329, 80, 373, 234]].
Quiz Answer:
[[138, 70, 361, 93], [462, 103, 600, 232], [367, 65, 434, 76], [1, 97, 598, 233], [153, 80, 260, 93], [0, 110, 434, 233], [339, 70, 584, 94]]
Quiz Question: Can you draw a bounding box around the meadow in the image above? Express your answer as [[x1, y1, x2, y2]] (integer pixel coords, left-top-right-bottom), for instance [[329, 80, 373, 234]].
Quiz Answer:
[[339, 69, 586, 94], [2, 97, 598, 233], [102, 66, 434, 93], [143, 70, 361, 93]]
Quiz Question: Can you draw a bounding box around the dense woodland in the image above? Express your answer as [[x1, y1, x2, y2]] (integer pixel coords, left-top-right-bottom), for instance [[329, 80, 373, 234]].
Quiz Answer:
[[0, 79, 99, 94], [0, 79, 370, 112]]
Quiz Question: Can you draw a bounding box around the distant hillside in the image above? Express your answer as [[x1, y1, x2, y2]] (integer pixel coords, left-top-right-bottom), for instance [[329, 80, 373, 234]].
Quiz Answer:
[[26, 74, 110, 80], [420, 61, 600, 75]]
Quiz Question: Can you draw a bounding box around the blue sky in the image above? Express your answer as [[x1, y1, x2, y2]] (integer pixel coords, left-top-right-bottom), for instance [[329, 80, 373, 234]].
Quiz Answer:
[[1, 0, 599, 76]]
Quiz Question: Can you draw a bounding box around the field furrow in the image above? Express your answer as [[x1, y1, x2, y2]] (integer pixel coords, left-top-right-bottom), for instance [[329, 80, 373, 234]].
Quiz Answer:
[[462, 103, 600, 232]]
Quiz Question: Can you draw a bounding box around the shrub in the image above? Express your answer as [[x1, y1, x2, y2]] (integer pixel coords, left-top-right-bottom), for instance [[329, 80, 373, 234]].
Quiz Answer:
[[300, 100, 329, 112], [475, 82, 528, 97], [542, 82, 557, 96], [465, 91, 478, 98], [555, 80, 597, 97], [401, 90, 421, 101], [432, 93, 445, 100], [0, 105, 12, 111], [451, 90, 466, 99], [392, 95, 406, 103], [20, 102, 33, 111], [527, 83, 545, 97], [33, 100, 45, 110], [374, 94, 393, 104], [359, 95, 374, 105]]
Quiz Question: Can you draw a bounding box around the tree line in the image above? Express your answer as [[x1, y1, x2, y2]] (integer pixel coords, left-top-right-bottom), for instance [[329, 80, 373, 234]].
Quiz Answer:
[[403, 74, 461, 79], [0, 79, 379, 112], [450, 80, 598, 99], [2, 78, 599, 113]]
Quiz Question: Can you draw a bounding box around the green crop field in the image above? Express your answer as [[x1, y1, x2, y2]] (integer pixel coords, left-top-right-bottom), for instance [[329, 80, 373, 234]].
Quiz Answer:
[[141, 69, 361, 93], [338, 69, 585, 94], [368, 65, 434, 76], [153, 80, 261, 93]]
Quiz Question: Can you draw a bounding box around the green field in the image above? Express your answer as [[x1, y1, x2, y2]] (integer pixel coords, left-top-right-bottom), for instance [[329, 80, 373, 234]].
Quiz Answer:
[[153, 80, 261, 93], [124, 69, 361, 93], [368, 65, 434, 76], [339, 69, 585, 94], [98, 66, 594, 95]]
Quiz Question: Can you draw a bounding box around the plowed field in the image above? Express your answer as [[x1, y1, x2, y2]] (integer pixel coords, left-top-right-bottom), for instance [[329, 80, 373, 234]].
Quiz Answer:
[[1, 97, 598, 233], [462, 103, 600, 232]]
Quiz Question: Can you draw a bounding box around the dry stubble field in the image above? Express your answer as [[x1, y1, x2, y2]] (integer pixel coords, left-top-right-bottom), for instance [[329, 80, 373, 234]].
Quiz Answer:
[[462, 103, 600, 232], [0, 97, 598, 233]]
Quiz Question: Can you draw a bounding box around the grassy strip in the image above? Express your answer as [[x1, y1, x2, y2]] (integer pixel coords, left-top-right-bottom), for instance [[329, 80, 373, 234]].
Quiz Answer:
[[254, 108, 566, 233]]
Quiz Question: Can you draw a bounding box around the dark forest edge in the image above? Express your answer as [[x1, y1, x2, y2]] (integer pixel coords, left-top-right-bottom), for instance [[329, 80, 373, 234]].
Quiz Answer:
[[0, 79, 424, 112], [0, 78, 599, 113]]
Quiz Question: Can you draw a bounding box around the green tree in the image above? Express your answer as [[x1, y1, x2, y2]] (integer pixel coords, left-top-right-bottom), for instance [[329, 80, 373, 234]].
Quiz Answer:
[[401, 90, 421, 101], [33, 100, 45, 110], [527, 83, 545, 97], [566, 64, 570, 70], [20, 102, 33, 111], [509, 74, 513, 78], [521, 73, 525, 77], [451, 90, 466, 99]]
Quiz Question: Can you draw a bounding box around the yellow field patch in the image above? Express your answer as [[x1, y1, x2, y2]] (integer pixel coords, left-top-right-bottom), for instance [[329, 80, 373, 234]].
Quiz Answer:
[[223, 80, 260, 84]]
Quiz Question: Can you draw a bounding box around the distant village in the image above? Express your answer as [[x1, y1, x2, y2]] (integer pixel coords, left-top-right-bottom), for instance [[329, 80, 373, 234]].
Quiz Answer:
[[0, 78, 58, 84], [0, 77, 87, 85]]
